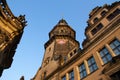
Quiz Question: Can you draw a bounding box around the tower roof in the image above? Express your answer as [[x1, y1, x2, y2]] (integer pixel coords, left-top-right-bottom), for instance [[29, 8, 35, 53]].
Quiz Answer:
[[49, 19, 76, 39], [57, 18, 68, 25]]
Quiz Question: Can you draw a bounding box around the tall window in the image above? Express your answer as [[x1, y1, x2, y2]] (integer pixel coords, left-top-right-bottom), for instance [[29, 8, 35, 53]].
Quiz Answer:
[[110, 39, 120, 56], [79, 63, 87, 79], [87, 56, 98, 73], [69, 70, 74, 80], [99, 47, 112, 64], [62, 75, 66, 80]]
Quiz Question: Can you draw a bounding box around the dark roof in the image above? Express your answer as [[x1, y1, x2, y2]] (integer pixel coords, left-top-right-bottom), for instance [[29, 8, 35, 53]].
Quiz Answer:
[[57, 18, 68, 25]]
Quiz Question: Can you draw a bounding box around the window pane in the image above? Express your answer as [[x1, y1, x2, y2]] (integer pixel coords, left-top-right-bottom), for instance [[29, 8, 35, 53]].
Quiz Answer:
[[110, 43, 115, 49], [69, 70, 74, 80], [118, 46, 120, 50], [100, 52, 104, 57], [93, 64, 98, 70], [62, 75, 66, 80], [114, 40, 120, 46], [107, 54, 112, 61], [102, 58, 107, 64], [89, 67, 93, 72], [114, 49, 119, 55]]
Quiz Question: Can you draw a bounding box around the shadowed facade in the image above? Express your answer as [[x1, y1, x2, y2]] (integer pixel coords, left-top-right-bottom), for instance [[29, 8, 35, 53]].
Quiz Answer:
[[0, 0, 26, 77]]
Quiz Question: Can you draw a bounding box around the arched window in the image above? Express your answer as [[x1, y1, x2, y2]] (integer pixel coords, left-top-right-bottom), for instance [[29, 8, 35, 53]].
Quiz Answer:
[[93, 17, 99, 23], [101, 10, 107, 17], [91, 23, 103, 35]]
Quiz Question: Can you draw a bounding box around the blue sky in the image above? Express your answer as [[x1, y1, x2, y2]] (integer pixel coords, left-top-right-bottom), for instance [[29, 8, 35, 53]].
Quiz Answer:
[[1, 0, 117, 80]]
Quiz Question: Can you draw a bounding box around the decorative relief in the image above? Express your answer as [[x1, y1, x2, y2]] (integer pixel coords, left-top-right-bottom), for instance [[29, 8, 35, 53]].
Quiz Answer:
[[17, 15, 27, 26]]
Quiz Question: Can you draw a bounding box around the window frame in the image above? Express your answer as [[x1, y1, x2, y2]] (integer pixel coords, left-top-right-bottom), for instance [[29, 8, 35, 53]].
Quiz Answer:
[[107, 8, 120, 21], [99, 47, 112, 64], [79, 63, 87, 79], [87, 56, 98, 73], [91, 23, 103, 35], [109, 39, 120, 56]]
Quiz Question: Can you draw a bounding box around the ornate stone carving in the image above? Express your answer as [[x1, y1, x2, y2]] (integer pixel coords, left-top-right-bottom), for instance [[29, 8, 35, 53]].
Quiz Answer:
[[17, 15, 27, 26]]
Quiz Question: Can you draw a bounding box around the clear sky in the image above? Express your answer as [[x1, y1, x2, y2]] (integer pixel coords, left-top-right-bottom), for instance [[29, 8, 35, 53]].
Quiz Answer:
[[1, 0, 118, 80]]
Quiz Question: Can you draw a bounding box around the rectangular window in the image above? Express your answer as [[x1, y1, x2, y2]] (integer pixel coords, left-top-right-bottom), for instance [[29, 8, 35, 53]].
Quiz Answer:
[[110, 39, 120, 56], [97, 23, 103, 30], [91, 23, 103, 35], [107, 8, 120, 21], [79, 63, 87, 79], [62, 75, 66, 80], [87, 56, 98, 73], [99, 47, 112, 64], [69, 70, 74, 80], [91, 28, 97, 35]]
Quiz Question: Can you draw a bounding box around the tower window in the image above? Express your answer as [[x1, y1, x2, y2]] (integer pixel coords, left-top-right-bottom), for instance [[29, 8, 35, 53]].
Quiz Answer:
[[109, 39, 120, 56], [99, 47, 112, 64], [87, 56, 98, 73]]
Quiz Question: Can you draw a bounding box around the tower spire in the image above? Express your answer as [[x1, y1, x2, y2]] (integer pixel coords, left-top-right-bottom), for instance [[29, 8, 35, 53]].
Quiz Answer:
[[57, 18, 68, 25]]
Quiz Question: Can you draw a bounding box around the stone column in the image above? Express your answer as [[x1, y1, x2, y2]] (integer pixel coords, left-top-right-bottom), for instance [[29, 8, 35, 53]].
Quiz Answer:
[[84, 60, 90, 75]]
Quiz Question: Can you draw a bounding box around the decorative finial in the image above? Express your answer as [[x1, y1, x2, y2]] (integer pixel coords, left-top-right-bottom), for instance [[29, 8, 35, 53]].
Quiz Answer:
[[18, 15, 27, 26]]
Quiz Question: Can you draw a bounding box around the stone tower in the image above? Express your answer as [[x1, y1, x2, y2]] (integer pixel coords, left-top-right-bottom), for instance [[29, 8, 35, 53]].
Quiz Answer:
[[33, 1, 120, 80], [0, 0, 26, 76], [33, 19, 79, 80]]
